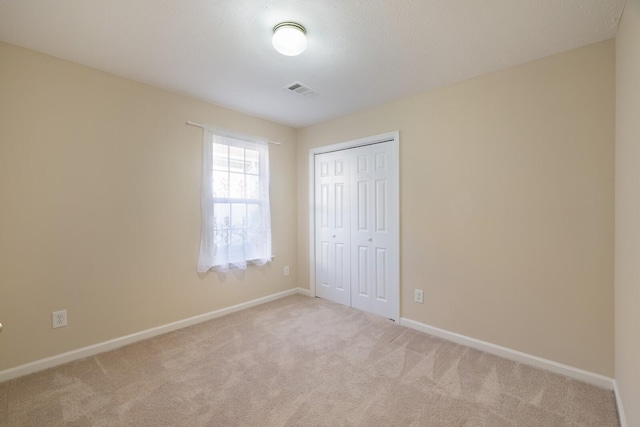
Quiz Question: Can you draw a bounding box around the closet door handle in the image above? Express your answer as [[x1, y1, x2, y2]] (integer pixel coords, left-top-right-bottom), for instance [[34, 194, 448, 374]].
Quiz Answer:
[[0, 322, 3, 333], [368, 238, 372, 242], [333, 235, 336, 238]]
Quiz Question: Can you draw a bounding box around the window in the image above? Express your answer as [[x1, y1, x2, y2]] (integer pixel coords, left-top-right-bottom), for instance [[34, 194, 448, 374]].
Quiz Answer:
[[197, 128, 272, 272]]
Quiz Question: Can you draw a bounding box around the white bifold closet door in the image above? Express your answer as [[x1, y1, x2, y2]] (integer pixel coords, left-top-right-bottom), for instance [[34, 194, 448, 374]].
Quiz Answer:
[[314, 141, 397, 319], [315, 150, 351, 307]]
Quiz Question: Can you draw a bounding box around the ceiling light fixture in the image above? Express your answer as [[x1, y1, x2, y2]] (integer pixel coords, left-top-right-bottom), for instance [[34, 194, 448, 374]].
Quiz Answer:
[[272, 22, 307, 56]]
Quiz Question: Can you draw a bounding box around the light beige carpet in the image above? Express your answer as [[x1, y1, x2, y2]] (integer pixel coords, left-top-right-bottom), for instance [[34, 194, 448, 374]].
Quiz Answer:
[[0, 295, 619, 426]]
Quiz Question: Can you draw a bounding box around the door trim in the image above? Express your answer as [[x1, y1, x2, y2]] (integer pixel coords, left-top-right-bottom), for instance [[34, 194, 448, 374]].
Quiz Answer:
[[308, 131, 400, 321]]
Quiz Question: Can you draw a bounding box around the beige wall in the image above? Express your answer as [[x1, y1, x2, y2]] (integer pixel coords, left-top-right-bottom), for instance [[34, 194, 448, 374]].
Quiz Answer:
[[615, 0, 640, 424], [297, 41, 615, 376], [0, 42, 298, 371]]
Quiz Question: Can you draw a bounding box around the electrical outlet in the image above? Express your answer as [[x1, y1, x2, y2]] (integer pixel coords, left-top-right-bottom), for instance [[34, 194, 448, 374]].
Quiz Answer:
[[284, 265, 290, 276], [414, 289, 424, 304], [52, 310, 67, 328]]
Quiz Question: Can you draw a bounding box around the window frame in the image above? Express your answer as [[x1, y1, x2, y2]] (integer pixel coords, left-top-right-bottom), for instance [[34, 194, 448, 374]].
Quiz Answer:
[[197, 129, 272, 272]]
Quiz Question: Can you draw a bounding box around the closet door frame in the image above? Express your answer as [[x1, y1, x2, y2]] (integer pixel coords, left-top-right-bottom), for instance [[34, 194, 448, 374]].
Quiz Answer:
[[308, 131, 400, 322]]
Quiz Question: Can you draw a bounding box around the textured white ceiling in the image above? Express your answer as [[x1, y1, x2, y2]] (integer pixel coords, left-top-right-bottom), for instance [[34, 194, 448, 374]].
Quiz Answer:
[[0, 0, 626, 128]]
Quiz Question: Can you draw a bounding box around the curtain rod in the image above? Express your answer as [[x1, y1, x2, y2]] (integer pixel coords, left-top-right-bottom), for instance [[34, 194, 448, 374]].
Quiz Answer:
[[186, 121, 282, 145]]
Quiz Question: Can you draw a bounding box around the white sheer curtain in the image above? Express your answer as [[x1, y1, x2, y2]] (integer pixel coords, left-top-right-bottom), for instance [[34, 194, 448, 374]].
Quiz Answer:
[[197, 127, 272, 272]]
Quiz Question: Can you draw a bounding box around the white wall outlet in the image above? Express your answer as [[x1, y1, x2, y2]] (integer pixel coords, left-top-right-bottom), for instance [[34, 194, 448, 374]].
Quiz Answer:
[[52, 310, 67, 328], [414, 289, 424, 304], [284, 265, 290, 276]]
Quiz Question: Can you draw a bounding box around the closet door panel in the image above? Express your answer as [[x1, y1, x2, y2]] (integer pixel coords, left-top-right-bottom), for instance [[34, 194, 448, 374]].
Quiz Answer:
[[370, 142, 396, 318], [315, 152, 350, 307], [351, 142, 396, 317], [375, 248, 388, 301], [351, 146, 374, 312]]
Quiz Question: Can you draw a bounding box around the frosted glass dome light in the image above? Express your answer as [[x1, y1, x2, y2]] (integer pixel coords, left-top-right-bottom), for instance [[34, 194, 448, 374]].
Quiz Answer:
[[272, 22, 307, 56]]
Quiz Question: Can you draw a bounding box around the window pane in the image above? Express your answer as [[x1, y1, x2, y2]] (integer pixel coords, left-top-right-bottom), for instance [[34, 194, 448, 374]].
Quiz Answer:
[[246, 174, 259, 199], [213, 203, 230, 229], [229, 146, 245, 173], [212, 170, 228, 198], [213, 203, 230, 252], [247, 203, 260, 227], [231, 203, 247, 229], [212, 143, 229, 171], [229, 172, 245, 198], [229, 229, 245, 260], [246, 149, 259, 174], [245, 231, 259, 260]]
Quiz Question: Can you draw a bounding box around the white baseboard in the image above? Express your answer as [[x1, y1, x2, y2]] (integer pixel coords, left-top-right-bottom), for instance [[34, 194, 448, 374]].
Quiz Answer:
[[0, 287, 310, 383], [399, 317, 615, 390], [613, 380, 628, 427], [296, 287, 312, 297]]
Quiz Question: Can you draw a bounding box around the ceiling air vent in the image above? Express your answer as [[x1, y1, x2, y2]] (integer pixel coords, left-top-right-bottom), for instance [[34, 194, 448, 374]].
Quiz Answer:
[[284, 81, 318, 97]]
